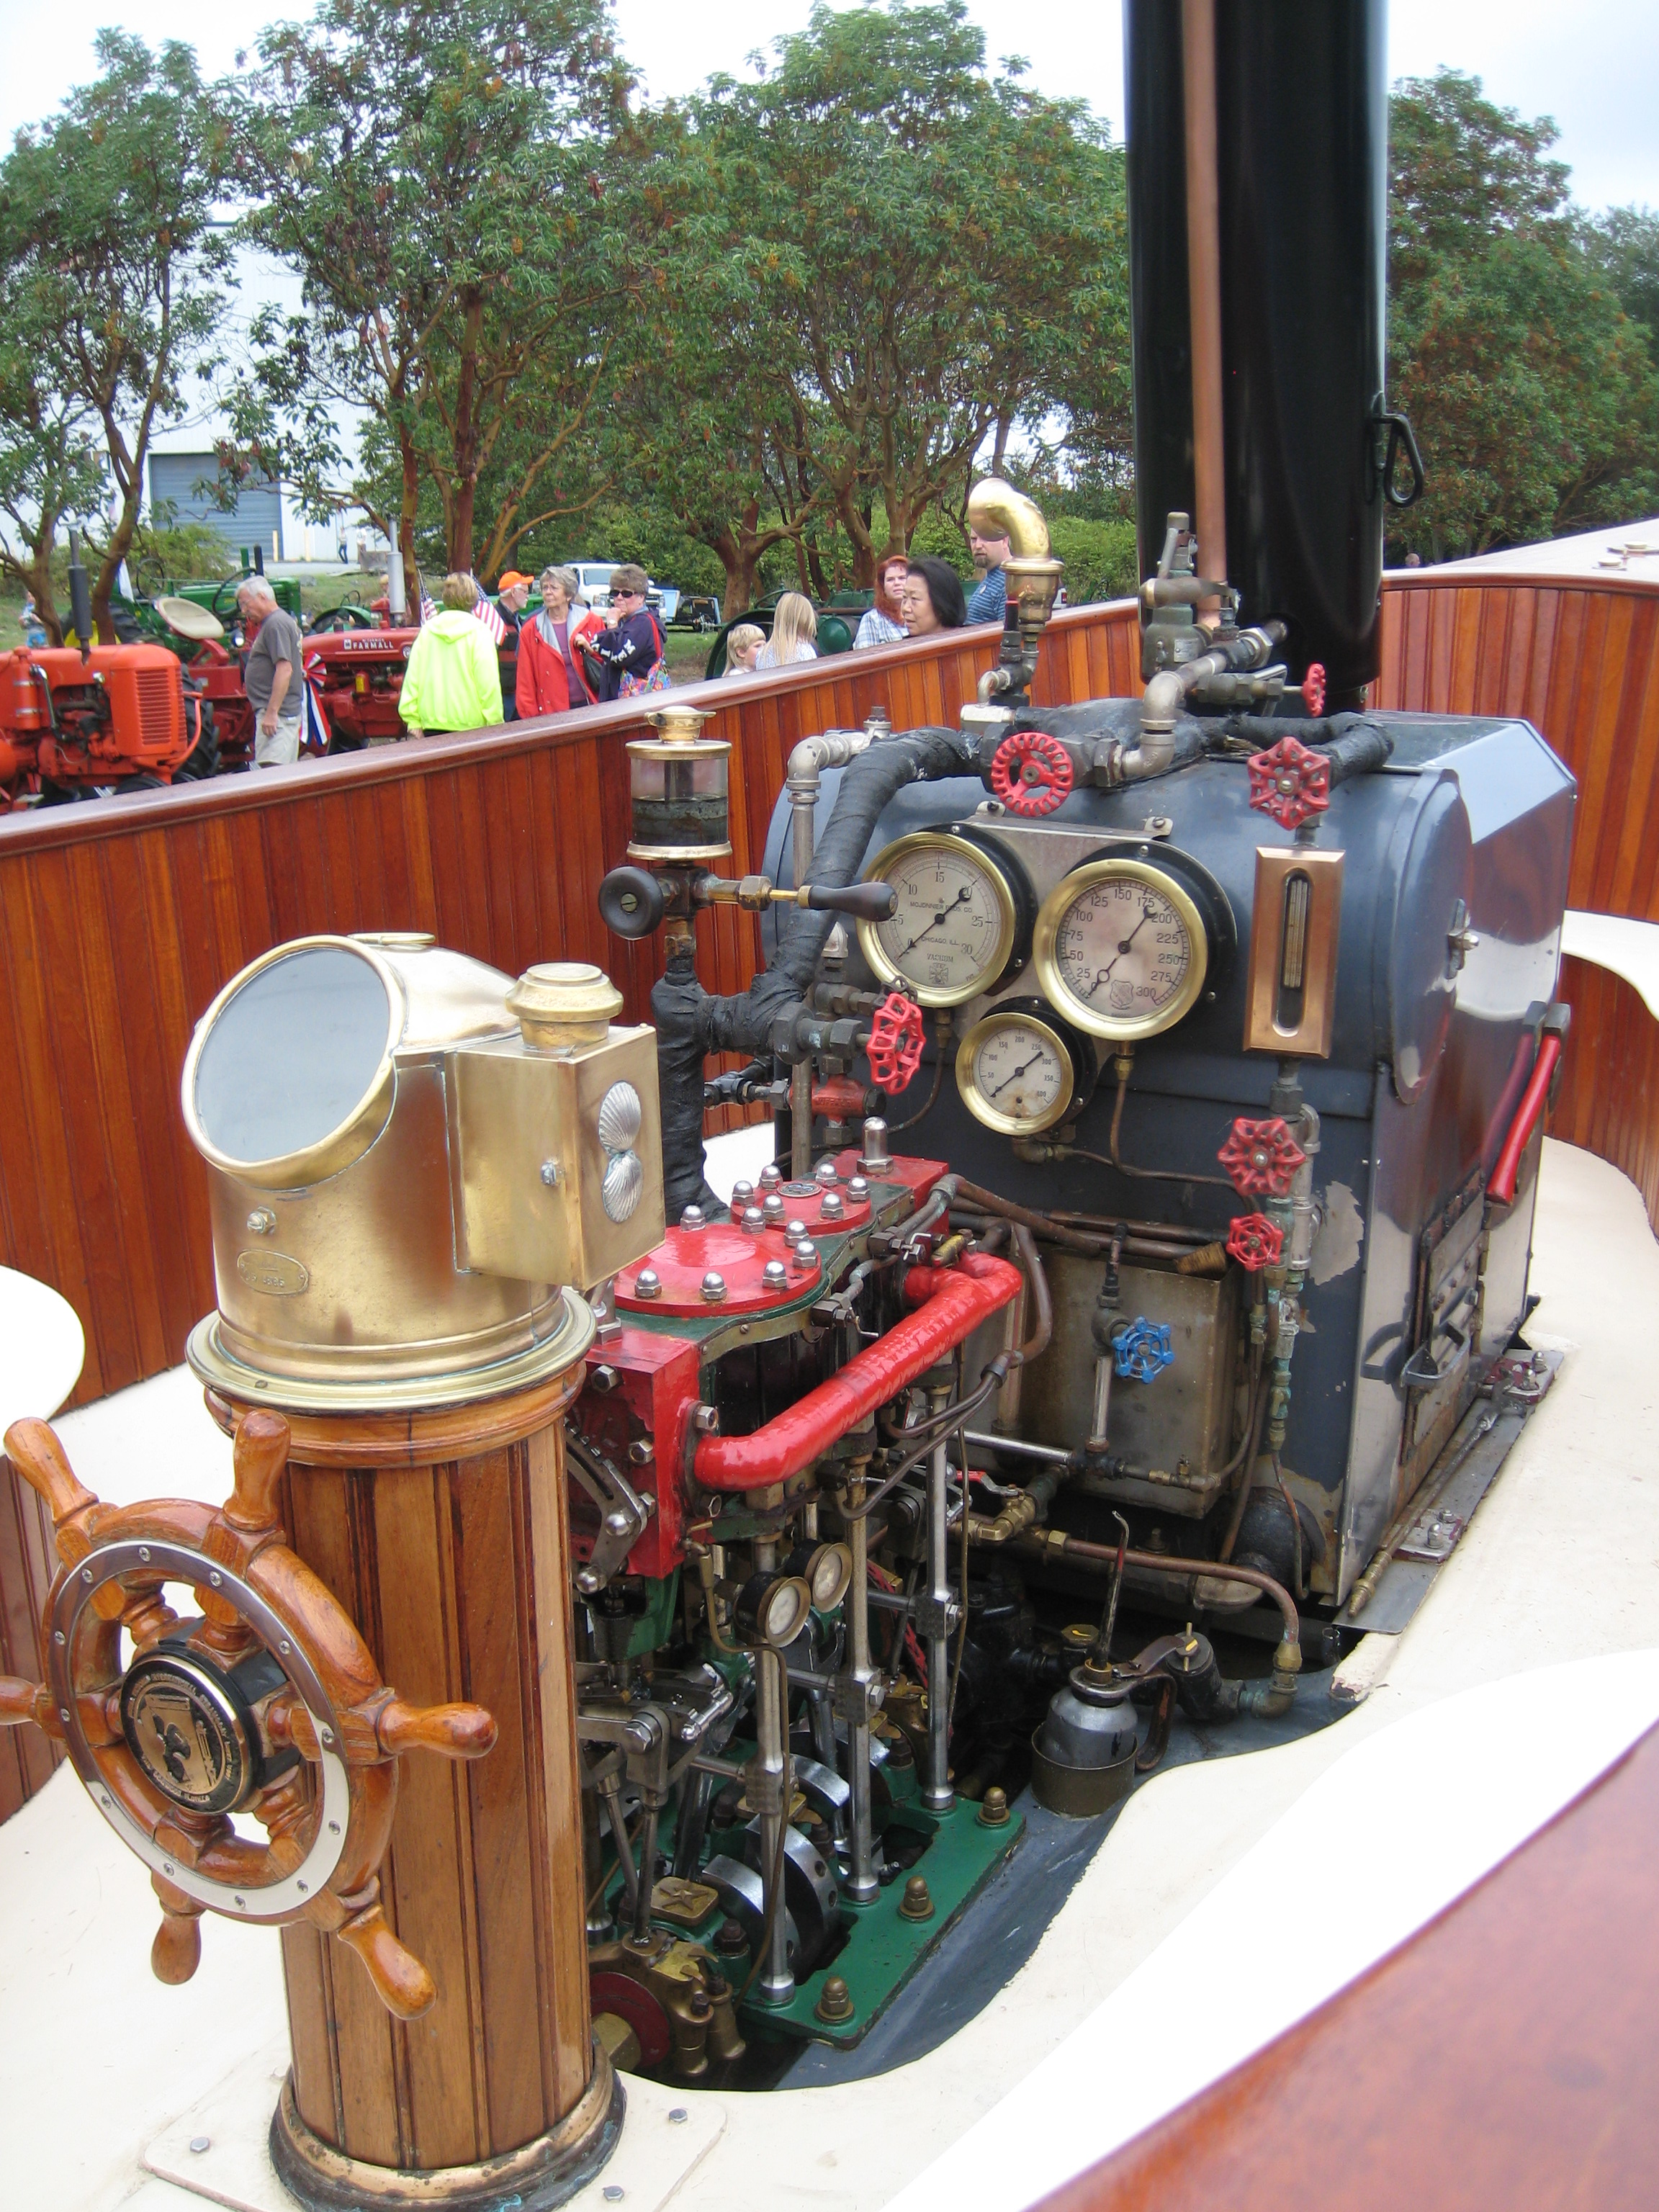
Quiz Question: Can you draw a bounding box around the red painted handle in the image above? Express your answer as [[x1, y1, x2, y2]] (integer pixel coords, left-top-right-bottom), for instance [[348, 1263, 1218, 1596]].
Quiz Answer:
[[1488, 1033, 1561, 1205], [693, 1252, 1022, 1492]]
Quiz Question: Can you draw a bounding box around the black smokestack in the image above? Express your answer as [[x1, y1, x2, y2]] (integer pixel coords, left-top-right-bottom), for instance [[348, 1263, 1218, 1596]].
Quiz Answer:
[[1125, 0, 1389, 708]]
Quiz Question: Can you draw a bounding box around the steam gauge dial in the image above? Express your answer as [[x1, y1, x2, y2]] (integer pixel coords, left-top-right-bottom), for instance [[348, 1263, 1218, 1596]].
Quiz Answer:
[[956, 1005, 1095, 1137], [1034, 855, 1216, 1042], [858, 830, 1029, 1007]]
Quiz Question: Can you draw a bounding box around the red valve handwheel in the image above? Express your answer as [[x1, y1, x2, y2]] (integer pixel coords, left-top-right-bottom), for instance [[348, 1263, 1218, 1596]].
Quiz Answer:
[[1226, 1213, 1284, 1271], [1300, 662, 1327, 715], [866, 992, 925, 1094], [1218, 1115, 1307, 1198], [990, 730, 1074, 817], [1248, 734, 1329, 832]]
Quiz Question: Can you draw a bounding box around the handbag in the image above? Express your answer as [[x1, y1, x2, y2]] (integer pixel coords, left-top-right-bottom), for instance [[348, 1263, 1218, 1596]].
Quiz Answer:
[[619, 613, 673, 696]]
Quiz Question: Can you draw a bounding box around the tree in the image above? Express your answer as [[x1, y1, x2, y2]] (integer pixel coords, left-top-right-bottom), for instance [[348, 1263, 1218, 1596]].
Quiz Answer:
[[1387, 71, 1658, 559], [1584, 205, 1659, 367], [231, 0, 641, 585], [0, 34, 231, 637], [0, 310, 104, 643], [652, 1, 1125, 588]]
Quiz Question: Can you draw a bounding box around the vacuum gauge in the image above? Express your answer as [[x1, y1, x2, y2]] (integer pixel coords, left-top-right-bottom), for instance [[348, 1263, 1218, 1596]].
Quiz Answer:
[[1034, 856, 1209, 1041], [956, 1008, 1087, 1136], [858, 831, 1025, 1007]]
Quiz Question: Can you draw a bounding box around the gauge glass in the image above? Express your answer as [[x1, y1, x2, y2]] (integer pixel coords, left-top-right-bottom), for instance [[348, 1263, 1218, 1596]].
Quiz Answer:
[[957, 1011, 1076, 1136], [1035, 858, 1208, 1040], [858, 833, 1017, 1007]]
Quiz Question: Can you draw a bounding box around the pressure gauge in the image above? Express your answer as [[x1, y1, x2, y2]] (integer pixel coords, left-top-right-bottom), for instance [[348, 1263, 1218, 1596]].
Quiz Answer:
[[1034, 856, 1210, 1041], [858, 831, 1026, 1007], [956, 1007, 1093, 1136]]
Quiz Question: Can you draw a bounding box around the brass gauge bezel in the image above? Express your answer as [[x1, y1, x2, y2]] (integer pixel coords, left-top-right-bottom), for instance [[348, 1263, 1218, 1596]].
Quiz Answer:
[[857, 830, 1021, 1008], [956, 1008, 1079, 1136], [1033, 857, 1210, 1042]]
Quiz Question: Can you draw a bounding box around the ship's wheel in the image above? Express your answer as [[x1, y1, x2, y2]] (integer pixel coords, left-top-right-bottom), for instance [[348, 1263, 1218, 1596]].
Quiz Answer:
[[0, 1410, 496, 2018]]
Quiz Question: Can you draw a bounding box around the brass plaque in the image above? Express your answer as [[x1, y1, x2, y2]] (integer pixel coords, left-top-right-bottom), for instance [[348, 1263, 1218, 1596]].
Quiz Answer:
[[120, 1653, 253, 1815], [235, 1249, 311, 1296]]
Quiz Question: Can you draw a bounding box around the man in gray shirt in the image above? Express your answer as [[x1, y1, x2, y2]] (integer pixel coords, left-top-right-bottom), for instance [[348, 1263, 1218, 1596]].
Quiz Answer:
[[238, 579, 305, 766]]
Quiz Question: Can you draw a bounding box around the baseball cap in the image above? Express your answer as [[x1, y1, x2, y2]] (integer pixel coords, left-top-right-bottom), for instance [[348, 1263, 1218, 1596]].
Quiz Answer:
[[497, 570, 533, 590]]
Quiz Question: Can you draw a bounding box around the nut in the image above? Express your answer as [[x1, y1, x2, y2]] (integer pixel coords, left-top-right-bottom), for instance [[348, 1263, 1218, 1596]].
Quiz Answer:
[[976, 1785, 1011, 1827], [815, 1159, 840, 1185], [763, 1259, 789, 1290], [634, 1267, 662, 1300], [701, 1272, 727, 1303], [899, 1874, 935, 1921], [680, 1205, 706, 1231], [814, 1974, 855, 2024]]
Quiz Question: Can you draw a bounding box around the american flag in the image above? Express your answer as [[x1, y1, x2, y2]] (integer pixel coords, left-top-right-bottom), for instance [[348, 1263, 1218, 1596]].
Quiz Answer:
[[472, 592, 506, 644]]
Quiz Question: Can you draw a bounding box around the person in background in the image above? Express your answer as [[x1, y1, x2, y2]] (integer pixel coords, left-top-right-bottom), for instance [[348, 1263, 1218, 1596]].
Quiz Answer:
[[755, 593, 818, 667], [238, 577, 306, 767], [899, 557, 967, 637], [855, 553, 911, 649], [725, 623, 765, 673], [494, 570, 533, 719], [966, 516, 1011, 624], [517, 565, 595, 716], [19, 593, 47, 647], [400, 572, 505, 735], [589, 563, 667, 700]]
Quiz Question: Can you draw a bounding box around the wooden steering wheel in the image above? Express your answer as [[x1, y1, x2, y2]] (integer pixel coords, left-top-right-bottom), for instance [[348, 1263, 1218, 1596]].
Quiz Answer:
[[0, 1408, 495, 2020]]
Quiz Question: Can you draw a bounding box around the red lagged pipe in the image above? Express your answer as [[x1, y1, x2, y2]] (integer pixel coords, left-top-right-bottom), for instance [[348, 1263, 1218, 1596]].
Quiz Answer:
[[1489, 1033, 1562, 1205], [693, 1251, 1023, 1493]]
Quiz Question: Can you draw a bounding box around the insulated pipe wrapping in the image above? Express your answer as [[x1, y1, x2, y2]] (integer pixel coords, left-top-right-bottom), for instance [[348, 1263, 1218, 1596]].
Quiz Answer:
[[693, 1253, 1022, 1492]]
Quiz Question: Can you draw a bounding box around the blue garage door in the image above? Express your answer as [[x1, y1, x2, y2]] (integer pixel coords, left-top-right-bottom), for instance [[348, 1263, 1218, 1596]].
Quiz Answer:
[[149, 453, 283, 560]]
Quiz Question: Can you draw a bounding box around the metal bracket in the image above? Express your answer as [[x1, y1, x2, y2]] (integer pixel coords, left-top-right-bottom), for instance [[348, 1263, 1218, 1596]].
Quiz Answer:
[[567, 1428, 652, 1595]]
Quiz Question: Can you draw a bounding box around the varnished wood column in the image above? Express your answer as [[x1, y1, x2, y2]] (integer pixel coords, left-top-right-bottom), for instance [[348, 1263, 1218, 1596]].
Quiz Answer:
[[206, 1363, 621, 2211]]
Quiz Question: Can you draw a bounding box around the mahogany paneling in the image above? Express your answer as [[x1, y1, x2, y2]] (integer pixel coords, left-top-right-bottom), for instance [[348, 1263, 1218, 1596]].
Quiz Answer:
[[1037, 1719, 1659, 2212], [0, 605, 1136, 1408], [1375, 572, 1659, 920], [1552, 954, 1659, 1236]]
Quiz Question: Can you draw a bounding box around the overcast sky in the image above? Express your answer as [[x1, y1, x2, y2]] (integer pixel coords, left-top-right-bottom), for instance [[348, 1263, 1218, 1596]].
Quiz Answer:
[[4, 0, 1656, 211]]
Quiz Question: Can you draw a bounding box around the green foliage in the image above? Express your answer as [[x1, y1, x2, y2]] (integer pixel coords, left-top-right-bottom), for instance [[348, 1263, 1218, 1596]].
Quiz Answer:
[[1048, 516, 1138, 605], [126, 517, 244, 595], [1584, 206, 1659, 367], [0, 33, 232, 635], [1388, 71, 1659, 559]]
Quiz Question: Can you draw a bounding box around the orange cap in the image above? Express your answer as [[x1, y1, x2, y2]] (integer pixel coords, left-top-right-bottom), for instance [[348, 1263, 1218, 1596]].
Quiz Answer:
[[497, 570, 532, 590]]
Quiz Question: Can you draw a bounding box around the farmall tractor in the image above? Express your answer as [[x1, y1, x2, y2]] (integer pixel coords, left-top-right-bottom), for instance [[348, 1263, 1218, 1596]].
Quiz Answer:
[[0, 543, 212, 808]]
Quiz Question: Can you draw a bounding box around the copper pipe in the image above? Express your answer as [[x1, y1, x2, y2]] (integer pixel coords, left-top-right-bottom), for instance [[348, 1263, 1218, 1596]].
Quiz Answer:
[[1182, 0, 1227, 601], [1014, 1531, 1298, 1648]]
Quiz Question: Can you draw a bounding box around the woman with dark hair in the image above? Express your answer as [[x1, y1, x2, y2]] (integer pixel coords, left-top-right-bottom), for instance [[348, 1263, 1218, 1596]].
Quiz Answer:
[[899, 557, 967, 636]]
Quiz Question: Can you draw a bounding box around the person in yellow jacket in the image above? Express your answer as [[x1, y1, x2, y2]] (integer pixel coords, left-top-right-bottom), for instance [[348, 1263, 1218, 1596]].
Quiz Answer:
[[399, 572, 505, 735]]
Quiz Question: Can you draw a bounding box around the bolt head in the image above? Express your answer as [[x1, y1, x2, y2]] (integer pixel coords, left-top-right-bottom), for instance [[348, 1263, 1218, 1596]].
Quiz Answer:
[[742, 1205, 765, 1231], [815, 1159, 840, 1184], [731, 1179, 755, 1205], [763, 1192, 786, 1221], [635, 1267, 661, 1298], [701, 1272, 727, 1302], [763, 1259, 788, 1289], [848, 1176, 869, 1200], [786, 1218, 809, 1241], [758, 1163, 783, 1190], [539, 1159, 561, 1187], [669, 2106, 690, 2124], [680, 1205, 706, 1231], [820, 1191, 845, 1218], [189, 2136, 211, 2156], [792, 1240, 817, 1269], [693, 1403, 720, 1434], [245, 1208, 276, 1236]]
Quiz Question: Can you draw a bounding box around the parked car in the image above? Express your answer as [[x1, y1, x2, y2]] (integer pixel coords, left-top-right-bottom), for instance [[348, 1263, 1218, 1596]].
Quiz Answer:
[[671, 593, 723, 632], [703, 589, 869, 677]]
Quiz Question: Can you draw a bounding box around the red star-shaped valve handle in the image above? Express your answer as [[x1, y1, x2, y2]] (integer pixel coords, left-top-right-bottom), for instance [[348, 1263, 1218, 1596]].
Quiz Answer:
[[1248, 733, 1330, 832], [866, 992, 926, 1094], [1300, 662, 1328, 715], [1226, 1213, 1284, 1272], [990, 729, 1074, 818], [1218, 1115, 1308, 1198]]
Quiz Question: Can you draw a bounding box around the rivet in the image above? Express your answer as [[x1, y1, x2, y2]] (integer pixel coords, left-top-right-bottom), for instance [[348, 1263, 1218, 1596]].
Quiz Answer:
[[234, 1894, 247, 1911], [701, 1272, 727, 1304], [635, 1267, 662, 1299], [81, 1568, 93, 1583], [54, 1629, 65, 1646], [279, 1640, 292, 1655], [319, 1726, 335, 1748], [189, 2136, 211, 2156], [603, 2189, 625, 2203], [539, 1159, 561, 1187], [209, 1571, 222, 1587], [58, 1707, 70, 1723], [328, 1820, 341, 1834], [138, 1545, 151, 1563], [164, 1861, 174, 1875], [297, 1880, 307, 1894]]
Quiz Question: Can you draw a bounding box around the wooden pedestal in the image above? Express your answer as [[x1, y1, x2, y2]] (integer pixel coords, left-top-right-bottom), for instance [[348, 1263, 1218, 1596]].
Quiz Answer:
[[206, 1364, 621, 2211], [0, 1454, 61, 1823]]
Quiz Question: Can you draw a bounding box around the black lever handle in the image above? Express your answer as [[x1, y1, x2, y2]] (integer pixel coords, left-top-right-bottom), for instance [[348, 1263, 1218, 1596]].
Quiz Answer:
[[598, 865, 666, 940], [805, 881, 897, 922]]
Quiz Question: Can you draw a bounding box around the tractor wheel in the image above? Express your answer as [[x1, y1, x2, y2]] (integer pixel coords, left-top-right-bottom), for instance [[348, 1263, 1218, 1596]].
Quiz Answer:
[[176, 705, 222, 782]]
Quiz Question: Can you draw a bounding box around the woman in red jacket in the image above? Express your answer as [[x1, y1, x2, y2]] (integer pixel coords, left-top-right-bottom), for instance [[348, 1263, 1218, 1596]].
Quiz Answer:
[[516, 565, 597, 716]]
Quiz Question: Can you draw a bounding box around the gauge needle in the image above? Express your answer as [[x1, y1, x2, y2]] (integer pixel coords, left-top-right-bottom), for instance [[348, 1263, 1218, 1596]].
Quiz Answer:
[[899, 885, 972, 956], [984, 1051, 1045, 1099], [1087, 906, 1156, 997]]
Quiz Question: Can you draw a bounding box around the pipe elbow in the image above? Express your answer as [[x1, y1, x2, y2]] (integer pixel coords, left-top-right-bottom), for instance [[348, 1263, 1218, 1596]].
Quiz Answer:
[[967, 477, 1051, 560]]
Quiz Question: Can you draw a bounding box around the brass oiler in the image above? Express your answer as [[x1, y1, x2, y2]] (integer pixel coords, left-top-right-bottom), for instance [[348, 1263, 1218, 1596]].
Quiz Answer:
[[182, 934, 662, 1408]]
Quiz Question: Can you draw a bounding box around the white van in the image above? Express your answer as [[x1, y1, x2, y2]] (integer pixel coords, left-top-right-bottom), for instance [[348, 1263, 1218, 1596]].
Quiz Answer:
[[571, 562, 675, 621]]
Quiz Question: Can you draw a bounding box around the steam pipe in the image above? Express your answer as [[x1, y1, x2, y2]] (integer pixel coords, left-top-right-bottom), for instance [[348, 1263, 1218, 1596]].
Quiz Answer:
[[786, 727, 873, 1176], [693, 1254, 1023, 1491], [1180, 0, 1227, 600]]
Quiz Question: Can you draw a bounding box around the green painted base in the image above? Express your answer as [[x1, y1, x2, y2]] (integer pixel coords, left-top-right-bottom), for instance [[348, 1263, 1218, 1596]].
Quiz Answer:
[[742, 1799, 1025, 2047]]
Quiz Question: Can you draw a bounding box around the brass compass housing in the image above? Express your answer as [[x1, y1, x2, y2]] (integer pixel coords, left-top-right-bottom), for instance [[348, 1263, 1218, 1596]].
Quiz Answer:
[[1033, 856, 1210, 1042], [858, 830, 1022, 1007]]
